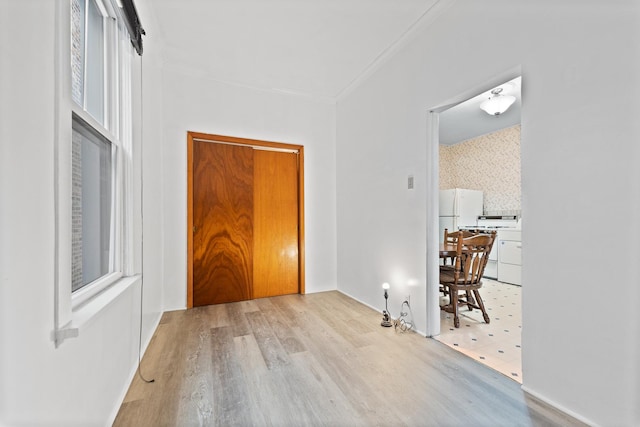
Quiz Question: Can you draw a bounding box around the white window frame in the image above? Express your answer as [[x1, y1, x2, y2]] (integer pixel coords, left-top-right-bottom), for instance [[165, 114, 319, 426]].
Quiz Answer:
[[70, 112, 123, 307], [54, 0, 137, 346]]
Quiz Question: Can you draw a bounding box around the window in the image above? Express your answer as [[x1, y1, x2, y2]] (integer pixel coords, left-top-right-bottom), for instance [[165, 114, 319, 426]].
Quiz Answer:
[[54, 0, 144, 346], [71, 0, 106, 123], [72, 115, 115, 292], [68, 0, 132, 300]]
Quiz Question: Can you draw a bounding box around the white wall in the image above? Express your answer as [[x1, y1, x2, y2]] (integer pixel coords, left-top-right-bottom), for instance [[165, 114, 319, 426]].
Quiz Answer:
[[160, 64, 338, 311], [0, 0, 164, 425], [136, 0, 166, 341], [336, 0, 640, 425], [3, 0, 639, 425], [0, 0, 336, 423]]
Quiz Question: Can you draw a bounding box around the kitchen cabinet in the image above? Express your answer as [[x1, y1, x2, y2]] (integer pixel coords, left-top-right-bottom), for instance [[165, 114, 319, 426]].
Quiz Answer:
[[498, 229, 522, 286], [484, 243, 498, 279]]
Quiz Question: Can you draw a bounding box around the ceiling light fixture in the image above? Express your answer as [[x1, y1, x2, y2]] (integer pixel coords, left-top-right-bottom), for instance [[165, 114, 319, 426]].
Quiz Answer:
[[480, 87, 516, 116]]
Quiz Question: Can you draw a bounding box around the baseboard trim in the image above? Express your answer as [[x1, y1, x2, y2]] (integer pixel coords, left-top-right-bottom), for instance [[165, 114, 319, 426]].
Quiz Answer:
[[336, 289, 426, 337], [337, 289, 594, 425], [521, 385, 596, 427], [107, 309, 163, 427]]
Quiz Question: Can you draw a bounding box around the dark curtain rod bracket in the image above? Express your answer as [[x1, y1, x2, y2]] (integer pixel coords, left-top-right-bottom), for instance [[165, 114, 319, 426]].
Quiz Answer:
[[121, 0, 145, 56]]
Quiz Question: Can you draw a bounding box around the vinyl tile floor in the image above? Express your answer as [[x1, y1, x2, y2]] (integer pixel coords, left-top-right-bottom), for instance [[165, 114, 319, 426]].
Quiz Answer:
[[435, 279, 522, 383]]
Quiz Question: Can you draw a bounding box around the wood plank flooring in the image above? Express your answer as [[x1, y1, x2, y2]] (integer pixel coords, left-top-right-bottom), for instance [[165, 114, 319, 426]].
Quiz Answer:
[[114, 291, 585, 427]]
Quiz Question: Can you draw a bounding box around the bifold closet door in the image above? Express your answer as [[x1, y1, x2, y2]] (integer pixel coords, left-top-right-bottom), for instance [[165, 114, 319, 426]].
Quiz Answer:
[[192, 141, 299, 306], [193, 142, 254, 306]]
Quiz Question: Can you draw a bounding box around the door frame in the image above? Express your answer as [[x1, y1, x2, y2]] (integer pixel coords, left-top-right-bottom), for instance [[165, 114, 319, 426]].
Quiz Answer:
[[186, 131, 305, 308], [425, 67, 522, 337]]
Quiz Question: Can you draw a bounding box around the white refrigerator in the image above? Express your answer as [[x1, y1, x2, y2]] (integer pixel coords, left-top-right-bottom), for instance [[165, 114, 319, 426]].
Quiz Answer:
[[438, 188, 483, 242]]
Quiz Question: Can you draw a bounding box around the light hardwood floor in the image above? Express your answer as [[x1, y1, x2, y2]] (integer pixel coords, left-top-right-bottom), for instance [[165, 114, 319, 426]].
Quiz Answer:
[[114, 291, 584, 427]]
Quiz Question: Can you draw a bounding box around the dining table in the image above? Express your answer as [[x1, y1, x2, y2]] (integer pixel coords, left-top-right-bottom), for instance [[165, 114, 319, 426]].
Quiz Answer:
[[439, 243, 459, 259]]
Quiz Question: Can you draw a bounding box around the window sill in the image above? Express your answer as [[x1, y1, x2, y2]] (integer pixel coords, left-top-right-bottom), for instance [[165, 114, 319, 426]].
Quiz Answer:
[[72, 271, 124, 309], [54, 275, 141, 346]]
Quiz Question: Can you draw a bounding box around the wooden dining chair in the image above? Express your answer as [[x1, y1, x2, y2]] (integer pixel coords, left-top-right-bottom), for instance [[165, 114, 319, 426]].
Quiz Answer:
[[442, 228, 456, 267], [442, 228, 477, 266], [440, 229, 477, 294], [440, 231, 496, 328], [443, 228, 478, 243], [440, 229, 480, 298], [440, 229, 461, 297]]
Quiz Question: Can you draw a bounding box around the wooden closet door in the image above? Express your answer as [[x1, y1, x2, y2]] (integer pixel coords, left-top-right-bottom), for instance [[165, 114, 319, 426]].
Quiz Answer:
[[253, 150, 299, 298], [192, 141, 254, 306]]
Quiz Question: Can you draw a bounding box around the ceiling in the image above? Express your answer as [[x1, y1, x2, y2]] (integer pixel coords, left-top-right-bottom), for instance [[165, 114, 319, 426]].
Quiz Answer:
[[147, 1, 520, 140], [149, 0, 440, 100], [438, 77, 522, 146]]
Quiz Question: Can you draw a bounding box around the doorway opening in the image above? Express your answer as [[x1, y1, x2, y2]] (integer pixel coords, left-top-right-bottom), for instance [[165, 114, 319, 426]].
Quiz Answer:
[[186, 132, 305, 308], [427, 74, 523, 382]]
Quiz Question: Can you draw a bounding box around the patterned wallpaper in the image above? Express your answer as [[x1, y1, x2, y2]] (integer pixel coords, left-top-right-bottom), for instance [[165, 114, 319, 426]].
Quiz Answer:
[[440, 125, 521, 214]]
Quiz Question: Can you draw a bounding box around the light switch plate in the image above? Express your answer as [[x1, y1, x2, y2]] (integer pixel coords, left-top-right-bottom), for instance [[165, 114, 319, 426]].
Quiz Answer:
[[408, 175, 414, 189]]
